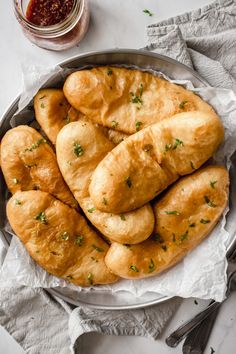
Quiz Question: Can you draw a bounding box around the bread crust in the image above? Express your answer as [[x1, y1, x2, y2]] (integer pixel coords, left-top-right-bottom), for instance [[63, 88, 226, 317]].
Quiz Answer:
[[34, 88, 82, 144], [7, 191, 118, 286], [105, 166, 229, 279], [0, 125, 76, 208], [63, 67, 217, 134], [89, 111, 224, 213], [56, 120, 154, 244]]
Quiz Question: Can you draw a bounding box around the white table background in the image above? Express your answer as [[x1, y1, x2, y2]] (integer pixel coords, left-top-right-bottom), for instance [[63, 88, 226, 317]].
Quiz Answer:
[[0, 0, 235, 353]]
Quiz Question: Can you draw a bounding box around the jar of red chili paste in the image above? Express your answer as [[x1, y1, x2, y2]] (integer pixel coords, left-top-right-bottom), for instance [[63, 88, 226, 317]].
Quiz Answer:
[[13, 0, 90, 51]]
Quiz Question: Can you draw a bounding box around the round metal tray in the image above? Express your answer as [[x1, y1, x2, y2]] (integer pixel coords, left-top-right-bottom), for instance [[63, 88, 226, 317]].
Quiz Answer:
[[1, 49, 236, 310]]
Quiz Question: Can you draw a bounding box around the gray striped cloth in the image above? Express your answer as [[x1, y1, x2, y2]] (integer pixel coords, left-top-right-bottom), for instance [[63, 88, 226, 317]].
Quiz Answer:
[[1, 0, 235, 352]]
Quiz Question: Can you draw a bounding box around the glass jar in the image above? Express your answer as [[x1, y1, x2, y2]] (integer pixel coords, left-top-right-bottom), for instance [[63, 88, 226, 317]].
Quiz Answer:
[[13, 0, 90, 51]]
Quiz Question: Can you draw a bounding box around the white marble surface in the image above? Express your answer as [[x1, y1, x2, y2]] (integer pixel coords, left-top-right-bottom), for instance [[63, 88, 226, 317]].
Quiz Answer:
[[0, 0, 235, 353]]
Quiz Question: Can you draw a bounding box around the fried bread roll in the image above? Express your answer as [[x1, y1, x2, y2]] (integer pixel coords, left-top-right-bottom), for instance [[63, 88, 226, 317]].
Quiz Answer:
[[105, 166, 229, 279], [63, 67, 216, 134], [34, 89, 81, 144], [89, 111, 224, 213], [1, 125, 76, 208], [56, 121, 154, 244], [35, 88, 129, 146], [7, 191, 118, 286]]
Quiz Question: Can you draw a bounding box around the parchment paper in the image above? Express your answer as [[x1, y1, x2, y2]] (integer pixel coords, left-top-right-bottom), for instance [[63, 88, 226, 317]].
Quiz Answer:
[[1, 64, 236, 302]]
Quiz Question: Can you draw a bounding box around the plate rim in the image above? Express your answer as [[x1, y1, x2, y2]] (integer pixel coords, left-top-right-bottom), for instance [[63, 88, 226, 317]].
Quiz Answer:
[[1, 48, 225, 310]]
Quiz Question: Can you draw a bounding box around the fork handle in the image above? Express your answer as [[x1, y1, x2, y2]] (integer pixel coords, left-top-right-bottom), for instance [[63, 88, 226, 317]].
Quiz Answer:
[[165, 301, 221, 347], [182, 301, 220, 354]]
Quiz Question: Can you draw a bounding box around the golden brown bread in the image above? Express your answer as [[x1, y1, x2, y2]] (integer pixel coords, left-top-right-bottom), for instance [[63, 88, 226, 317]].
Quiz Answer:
[[63, 67, 217, 134], [56, 120, 154, 244], [7, 190, 118, 286], [0, 125, 77, 208], [105, 166, 229, 279], [34, 88, 129, 146], [89, 111, 224, 213], [105, 128, 129, 145], [34, 89, 82, 144]]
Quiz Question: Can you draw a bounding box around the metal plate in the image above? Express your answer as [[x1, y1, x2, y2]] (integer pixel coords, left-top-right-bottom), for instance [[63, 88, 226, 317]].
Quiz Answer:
[[1, 49, 236, 310]]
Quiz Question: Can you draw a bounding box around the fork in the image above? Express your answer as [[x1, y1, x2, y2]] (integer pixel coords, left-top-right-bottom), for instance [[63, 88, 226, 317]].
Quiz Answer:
[[165, 246, 236, 348]]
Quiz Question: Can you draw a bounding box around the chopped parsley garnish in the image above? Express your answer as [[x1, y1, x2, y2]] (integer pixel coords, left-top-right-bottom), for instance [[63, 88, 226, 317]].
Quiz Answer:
[[143, 144, 153, 152], [35, 211, 47, 224], [25, 138, 46, 152], [143, 9, 153, 16], [173, 138, 184, 150], [39, 95, 46, 100], [61, 231, 70, 241], [130, 265, 139, 272], [130, 94, 142, 104], [180, 230, 188, 241], [87, 207, 95, 213], [91, 256, 98, 262], [66, 275, 73, 280], [87, 272, 93, 285], [161, 245, 167, 251], [189, 223, 196, 228], [210, 180, 217, 189], [125, 176, 132, 188], [190, 161, 195, 169], [75, 235, 83, 246], [153, 233, 164, 243], [14, 199, 21, 205], [165, 210, 180, 215], [135, 121, 143, 131], [102, 197, 108, 205], [200, 219, 210, 224], [111, 120, 118, 128], [148, 259, 155, 273], [165, 143, 172, 152], [73, 142, 84, 157], [120, 214, 126, 221], [40, 103, 45, 108], [172, 233, 176, 242], [107, 68, 113, 76], [179, 100, 188, 109], [92, 244, 104, 252], [204, 196, 217, 207], [130, 84, 143, 106], [12, 177, 18, 184], [164, 139, 183, 153]]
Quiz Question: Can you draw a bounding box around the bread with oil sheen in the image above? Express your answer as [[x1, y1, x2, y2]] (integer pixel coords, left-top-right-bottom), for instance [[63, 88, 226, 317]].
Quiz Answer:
[[63, 67, 217, 134], [105, 166, 229, 279], [7, 190, 118, 286], [56, 120, 154, 244], [34, 89, 81, 144], [34, 88, 129, 146], [89, 111, 224, 213], [0, 125, 76, 208]]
